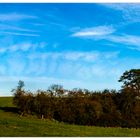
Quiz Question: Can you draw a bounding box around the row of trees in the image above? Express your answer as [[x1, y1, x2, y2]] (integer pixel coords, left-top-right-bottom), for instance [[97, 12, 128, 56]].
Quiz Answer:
[[12, 69, 140, 128]]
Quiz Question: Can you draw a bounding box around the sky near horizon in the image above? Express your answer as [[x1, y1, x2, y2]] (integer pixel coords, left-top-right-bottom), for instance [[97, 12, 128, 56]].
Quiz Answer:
[[0, 3, 140, 96]]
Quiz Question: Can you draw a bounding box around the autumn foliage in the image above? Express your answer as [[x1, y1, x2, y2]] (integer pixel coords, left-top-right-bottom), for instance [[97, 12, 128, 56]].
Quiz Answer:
[[12, 69, 140, 128]]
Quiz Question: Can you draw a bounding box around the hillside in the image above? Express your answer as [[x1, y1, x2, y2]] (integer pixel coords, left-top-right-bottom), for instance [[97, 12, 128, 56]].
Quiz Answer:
[[0, 97, 140, 137]]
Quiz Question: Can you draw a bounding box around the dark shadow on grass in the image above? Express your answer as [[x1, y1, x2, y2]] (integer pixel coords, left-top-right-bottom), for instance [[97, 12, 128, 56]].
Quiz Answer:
[[0, 107, 19, 114]]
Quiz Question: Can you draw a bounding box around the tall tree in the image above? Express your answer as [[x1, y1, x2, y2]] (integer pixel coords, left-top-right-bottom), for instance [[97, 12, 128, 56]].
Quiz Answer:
[[12, 80, 25, 108], [119, 69, 140, 126], [119, 69, 140, 95]]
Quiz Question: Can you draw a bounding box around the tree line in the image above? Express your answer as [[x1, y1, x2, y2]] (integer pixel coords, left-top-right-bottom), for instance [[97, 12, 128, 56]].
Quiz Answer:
[[12, 69, 140, 128]]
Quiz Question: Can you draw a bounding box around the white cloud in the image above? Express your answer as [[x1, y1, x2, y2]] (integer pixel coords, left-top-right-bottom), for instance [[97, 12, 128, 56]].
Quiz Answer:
[[0, 23, 40, 38], [10, 43, 32, 52], [101, 3, 140, 13], [103, 51, 119, 59], [1, 49, 139, 96], [0, 31, 40, 37], [0, 13, 37, 21], [25, 51, 120, 80], [27, 51, 118, 63], [106, 35, 140, 51], [0, 24, 39, 33], [101, 3, 134, 11], [71, 26, 115, 37], [64, 51, 100, 62], [2, 50, 118, 79], [72, 24, 140, 51], [100, 4, 140, 23], [0, 42, 47, 53]]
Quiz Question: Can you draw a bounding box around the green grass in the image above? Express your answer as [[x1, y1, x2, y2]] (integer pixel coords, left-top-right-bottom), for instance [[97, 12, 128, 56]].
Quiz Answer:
[[0, 96, 14, 107], [0, 97, 140, 137]]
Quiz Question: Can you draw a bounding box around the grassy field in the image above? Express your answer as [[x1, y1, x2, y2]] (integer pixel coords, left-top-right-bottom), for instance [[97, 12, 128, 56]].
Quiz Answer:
[[0, 97, 140, 137]]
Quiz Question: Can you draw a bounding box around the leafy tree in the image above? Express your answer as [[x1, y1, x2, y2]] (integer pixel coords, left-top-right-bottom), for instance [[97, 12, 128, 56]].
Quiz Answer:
[[34, 90, 53, 119], [12, 80, 25, 112], [120, 87, 135, 120], [48, 84, 64, 97], [11, 72, 140, 128], [119, 69, 140, 123], [23, 92, 34, 114], [12, 81, 34, 116], [133, 98, 140, 128], [119, 69, 140, 94]]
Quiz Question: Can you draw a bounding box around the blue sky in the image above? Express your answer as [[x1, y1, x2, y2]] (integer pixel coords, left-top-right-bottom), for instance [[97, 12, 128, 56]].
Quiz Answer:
[[0, 3, 140, 96]]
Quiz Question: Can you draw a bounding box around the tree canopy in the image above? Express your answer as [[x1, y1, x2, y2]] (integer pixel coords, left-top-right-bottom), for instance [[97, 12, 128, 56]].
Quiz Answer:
[[119, 69, 140, 94], [12, 69, 140, 128]]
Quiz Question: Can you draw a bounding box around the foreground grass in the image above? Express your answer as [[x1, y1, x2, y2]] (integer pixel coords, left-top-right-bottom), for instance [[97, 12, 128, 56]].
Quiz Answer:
[[0, 97, 140, 136]]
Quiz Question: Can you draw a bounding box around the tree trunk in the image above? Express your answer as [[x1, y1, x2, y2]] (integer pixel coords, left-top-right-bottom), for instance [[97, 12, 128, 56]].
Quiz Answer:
[[41, 114, 44, 119]]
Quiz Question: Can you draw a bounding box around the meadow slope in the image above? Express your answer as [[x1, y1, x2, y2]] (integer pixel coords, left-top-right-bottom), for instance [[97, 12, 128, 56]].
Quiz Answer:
[[0, 97, 140, 137]]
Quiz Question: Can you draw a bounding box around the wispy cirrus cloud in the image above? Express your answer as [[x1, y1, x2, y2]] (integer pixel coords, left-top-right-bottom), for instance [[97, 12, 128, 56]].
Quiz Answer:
[[106, 34, 140, 51], [0, 13, 37, 21], [0, 13, 40, 37], [2, 49, 118, 78], [71, 26, 115, 37], [71, 4, 140, 51], [1, 46, 138, 96], [71, 25, 140, 51], [100, 3, 140, 23], [0, 49, 121, 84], [0, 42, 46, 53], [0, 24, 39, 33], [100, 3, 137, 11], [0, 12, 40, 37], [28, 51, 119, 63], [0, 31, 40, 37]]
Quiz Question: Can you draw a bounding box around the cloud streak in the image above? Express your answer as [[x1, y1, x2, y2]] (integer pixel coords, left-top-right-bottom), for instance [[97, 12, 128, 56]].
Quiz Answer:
[[0, 31, 40, 37], [0, 13, 37, 21], [0, 42, 46, 53], [100, 3, 140, 23], [71, 26, 115, 37], [28, 51, 119, 63], [0, 24, 39, 33], [106, 34, 140, 51], [71, 25, 140, 51]]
